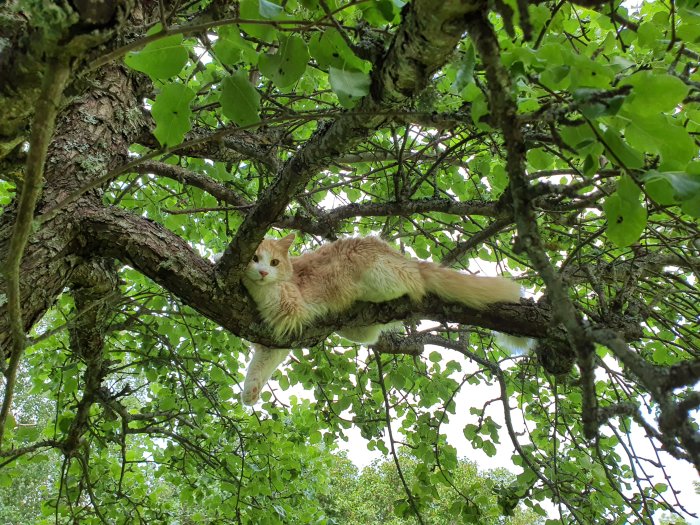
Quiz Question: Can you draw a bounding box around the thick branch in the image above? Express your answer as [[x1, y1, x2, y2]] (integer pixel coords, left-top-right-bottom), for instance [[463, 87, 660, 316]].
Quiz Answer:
[[79, 204, 557, 348], [0, 2, 125, 160], [61, 259, 120, 457]]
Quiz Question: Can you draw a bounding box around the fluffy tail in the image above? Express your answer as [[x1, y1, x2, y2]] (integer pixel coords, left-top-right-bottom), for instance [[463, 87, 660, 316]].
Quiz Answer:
[[419, 262, 521, 309]]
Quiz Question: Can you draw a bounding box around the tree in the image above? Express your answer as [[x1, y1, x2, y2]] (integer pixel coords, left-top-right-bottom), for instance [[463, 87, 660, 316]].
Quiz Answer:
[[322, 451, 544, 525], [1, 0, 699, 523]]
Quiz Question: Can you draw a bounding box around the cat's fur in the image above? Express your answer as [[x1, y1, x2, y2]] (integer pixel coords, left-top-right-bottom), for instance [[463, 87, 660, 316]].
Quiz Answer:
[[240, 234, 521, 405]]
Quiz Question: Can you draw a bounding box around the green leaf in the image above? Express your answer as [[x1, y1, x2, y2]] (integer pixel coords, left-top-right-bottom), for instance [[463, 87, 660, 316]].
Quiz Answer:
[[220, 72, 261, 127], [239, 0, 277, 39], [482, 440, 497, 457], [471, 93, 490, 130], [560, 124, 597, 153], [452, 44, 476, 93], [345, 187, 361, 202], [259, 35, 309, 88], [3, 412, 16, 433], [617, 173, 641, 202], [213, 25, 256, 66], [58, 413, 72, 433], [677, 7, 700, 42], [125, 31, 188, 80], [152, 83, 196, 147], [309, 29, 369, 72], [527, 148, 553, 171], [602, 128, 644, 170], [569, 55, 614, 89], [0, 470, 12, 488], [644, 176, 677, 206], [329, 67, 370, 108], [622, 71, 690, 116], [681, 193, 700, 218], [259, 0, 283, 18], [625, 114, 696, 169], [159, 393, 178, 411], [603, 176, 647, 247], [210, 366, 227, 384], [643, 171, 700, 204], [540, 65, 571, 90], [360, 0, 400, 26], [300, 0, 319, 10]]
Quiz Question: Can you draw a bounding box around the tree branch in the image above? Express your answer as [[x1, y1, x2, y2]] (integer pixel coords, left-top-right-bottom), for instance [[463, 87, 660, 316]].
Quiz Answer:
[[0, 57, 71, 449], [217, 0, 489, 281], [133, 161, 251, 208], [60, 259, 120, 457], [135, 128, 283, 171], [466, 12, 599, 439]]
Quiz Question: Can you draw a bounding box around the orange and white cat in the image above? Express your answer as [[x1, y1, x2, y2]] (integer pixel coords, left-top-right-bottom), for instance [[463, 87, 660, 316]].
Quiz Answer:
[[240, 234, 521, 405]]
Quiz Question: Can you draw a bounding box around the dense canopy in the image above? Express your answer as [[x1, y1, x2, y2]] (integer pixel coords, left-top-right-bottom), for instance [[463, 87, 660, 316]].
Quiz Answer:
[[1, 0, 699, 523]]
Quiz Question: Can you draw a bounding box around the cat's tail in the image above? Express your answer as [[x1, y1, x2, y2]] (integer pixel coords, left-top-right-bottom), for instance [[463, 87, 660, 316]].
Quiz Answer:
[[418, 262, 521, 310]]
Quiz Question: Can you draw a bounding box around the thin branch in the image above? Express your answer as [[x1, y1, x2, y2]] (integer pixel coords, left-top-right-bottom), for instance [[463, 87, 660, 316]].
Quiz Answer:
[[466, 12, 599, 439], [88, 17, 337, 72], [134, 160, 251, 208], [374, 349, 426, 525], [0, 57, 71, 449]]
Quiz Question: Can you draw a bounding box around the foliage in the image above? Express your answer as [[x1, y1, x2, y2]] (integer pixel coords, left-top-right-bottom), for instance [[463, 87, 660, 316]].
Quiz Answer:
[[323, 452, 543, 525], [1, 0, 699, 524]]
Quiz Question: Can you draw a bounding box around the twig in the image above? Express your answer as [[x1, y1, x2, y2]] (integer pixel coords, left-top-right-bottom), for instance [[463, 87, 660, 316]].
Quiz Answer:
[[373, 349, 426, 525], [88, 17, 337, 72]]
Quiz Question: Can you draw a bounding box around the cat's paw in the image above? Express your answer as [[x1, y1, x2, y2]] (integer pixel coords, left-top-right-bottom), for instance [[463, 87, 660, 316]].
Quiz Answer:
[[241, 380, 261, 405]]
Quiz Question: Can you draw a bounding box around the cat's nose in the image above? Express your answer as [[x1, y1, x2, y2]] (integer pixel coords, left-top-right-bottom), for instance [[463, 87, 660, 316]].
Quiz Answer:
[[259, 270, 268, 277]]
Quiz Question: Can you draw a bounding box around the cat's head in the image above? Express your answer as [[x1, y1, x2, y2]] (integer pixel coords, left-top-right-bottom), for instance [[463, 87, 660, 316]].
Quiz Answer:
[[243, 233, 295, 286]]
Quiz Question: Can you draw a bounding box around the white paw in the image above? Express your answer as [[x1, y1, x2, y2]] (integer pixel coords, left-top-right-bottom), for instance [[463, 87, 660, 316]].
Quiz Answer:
[[241, 380, 261, 405]]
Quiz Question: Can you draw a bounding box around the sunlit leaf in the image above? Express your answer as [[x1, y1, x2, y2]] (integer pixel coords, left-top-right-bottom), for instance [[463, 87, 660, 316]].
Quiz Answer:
[[124, 32, 188, 80], [152, 83, 196, 147]]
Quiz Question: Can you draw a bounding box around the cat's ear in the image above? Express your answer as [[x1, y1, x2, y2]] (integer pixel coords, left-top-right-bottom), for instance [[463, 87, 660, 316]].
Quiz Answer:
[[279, 233, 296, 251]]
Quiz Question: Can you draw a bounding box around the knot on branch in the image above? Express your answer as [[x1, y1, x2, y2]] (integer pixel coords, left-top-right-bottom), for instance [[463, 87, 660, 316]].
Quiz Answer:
[[534, 337, 576, 376], [372, 331, 424, 355], [68, 257, 120, 361]]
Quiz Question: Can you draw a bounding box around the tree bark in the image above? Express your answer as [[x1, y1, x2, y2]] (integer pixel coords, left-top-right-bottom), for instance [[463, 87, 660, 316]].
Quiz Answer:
[[0, 64, 145, 358]]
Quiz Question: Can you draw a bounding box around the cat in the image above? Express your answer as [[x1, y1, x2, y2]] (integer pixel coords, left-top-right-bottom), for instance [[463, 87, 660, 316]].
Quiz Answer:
[[240, 234, 522, 405]]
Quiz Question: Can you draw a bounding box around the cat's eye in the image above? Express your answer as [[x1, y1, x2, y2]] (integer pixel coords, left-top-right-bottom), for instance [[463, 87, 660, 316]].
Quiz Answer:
[[270, 259, 279, 267], [252, 254, 259, 263]]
